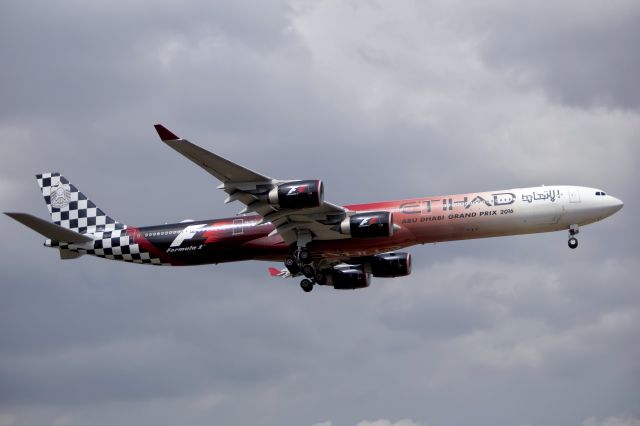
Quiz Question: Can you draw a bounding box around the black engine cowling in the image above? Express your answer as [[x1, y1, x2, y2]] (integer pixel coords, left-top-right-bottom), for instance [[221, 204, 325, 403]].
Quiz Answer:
[[368, 252, 412, 277], [339, 211, 394, 238], [267, 180, 324, 209], [330, 265, 371, 290]]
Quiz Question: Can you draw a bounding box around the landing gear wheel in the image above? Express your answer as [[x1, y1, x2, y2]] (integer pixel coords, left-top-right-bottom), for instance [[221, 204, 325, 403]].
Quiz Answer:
[[284, 256, 299, 274], [314, 271, 327, 285], [300, 278, 314, 292], [568, 237, 578, 249], [302, 264, 315, 278], [299, 249, 312, 264]]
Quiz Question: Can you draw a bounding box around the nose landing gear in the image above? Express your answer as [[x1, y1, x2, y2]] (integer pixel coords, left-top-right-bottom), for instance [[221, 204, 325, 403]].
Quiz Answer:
[[568, 224, 579, 249]]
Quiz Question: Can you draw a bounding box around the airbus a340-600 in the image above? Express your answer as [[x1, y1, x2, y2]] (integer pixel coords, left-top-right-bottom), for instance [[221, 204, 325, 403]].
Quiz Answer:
[[6, 125, 624, 292]]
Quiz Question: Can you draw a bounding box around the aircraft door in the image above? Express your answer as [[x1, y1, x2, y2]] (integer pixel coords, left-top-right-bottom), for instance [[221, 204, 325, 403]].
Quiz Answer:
[[233, 218, 244, 235]]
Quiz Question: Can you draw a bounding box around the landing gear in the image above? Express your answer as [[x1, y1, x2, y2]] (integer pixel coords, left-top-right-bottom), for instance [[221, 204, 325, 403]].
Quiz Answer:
[[287, 247, 317, 291], [300, 278, 314, 292], [284, 255, 299, 274], [314, 271, 327, 285], [302, 264, 316, 278], [568, 224, 579, 249], [298, 248, 312, 264], [297, 267, 330, 292], [285, 248, 313, 276], [292, 231, 319, 292]]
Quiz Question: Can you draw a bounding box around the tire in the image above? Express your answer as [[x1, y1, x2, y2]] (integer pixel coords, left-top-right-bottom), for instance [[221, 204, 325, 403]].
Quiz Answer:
[[285, 256, 299, 274], [302, 264, 315, 278], [568, 237, 578, 249], [299, 249, 312, 264], [300, 279, 313, 292]]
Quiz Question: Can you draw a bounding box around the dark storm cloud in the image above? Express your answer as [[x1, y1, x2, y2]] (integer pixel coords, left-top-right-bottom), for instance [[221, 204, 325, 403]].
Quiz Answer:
[[1, 1, 639, 426]]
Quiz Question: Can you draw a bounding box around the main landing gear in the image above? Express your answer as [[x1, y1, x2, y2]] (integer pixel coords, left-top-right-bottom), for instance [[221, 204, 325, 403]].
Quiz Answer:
[[287, 231, 329, 293], [284, 248, 312, 274], [300, 278, 314, 292], [568, 224, 579, 249], [285, 247, 328, 293], [285, 248, 314, 292], [299, 270, 327, 292]]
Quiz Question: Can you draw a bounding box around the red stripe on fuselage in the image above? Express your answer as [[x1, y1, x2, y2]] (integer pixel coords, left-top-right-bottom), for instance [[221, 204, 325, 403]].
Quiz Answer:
[[202, 220, 235, 244], [126, 227, 186, 266]]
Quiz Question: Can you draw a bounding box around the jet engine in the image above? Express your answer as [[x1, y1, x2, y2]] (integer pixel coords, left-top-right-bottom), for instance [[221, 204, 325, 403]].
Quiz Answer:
[[330, 265, 371, 290], [267, 180, 324, 209], [367, 252, 412, 277], [339, 211, 394, 238]]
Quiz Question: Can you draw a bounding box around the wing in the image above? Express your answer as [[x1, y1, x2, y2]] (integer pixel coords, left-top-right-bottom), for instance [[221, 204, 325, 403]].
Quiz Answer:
[[154, 125, 349, 246]]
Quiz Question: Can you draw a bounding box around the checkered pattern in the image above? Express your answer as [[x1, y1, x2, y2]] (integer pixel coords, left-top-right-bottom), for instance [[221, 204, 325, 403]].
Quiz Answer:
[[57, 230, 170, 265], [36, 172, 125, 234], [78, 230, 168, 265], [37, 173, 169, 266]]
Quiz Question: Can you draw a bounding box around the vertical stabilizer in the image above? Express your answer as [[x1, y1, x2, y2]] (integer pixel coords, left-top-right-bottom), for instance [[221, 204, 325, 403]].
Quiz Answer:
[[36, 173, 125, 234]]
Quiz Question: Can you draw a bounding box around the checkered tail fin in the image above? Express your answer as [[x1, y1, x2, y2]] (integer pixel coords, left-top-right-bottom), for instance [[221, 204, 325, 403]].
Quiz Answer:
[[36, 172, 125, 234]]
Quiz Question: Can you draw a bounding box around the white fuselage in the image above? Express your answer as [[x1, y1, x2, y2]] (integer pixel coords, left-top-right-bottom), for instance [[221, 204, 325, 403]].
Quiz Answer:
[[344, 185, 624, 249]]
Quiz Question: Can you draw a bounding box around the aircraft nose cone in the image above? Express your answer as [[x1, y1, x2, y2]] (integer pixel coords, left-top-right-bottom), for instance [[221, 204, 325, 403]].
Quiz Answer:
[[615, 197, 624, 210], [609, 196, 624, 214]]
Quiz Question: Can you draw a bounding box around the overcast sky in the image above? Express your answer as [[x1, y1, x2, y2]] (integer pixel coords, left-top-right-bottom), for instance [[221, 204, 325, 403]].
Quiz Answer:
[[1, 1, 639, 425]]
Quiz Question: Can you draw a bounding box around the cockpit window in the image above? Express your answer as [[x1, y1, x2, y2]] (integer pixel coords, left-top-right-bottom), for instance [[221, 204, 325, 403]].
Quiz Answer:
[[595, 191, 607, 196]]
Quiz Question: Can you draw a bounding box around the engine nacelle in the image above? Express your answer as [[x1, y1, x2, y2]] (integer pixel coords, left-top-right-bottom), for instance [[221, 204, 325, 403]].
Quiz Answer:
[[267, 180, 323, 209], [330, 265, 371, 290], [339, 211, 394, 238], [368, 252, 412, 277]]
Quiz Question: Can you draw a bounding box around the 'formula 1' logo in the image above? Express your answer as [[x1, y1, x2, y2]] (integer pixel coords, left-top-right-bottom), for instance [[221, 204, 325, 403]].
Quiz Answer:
[[170, 224, 206, 247], [287, 185, 308, 195], [359, 216, 379, 227]]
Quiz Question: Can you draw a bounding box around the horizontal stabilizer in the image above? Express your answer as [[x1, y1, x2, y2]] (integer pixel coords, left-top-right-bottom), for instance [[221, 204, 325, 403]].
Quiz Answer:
[[5, 212, 93, 243], [268, 267, 290, 278], [59, 248, 84, 259]]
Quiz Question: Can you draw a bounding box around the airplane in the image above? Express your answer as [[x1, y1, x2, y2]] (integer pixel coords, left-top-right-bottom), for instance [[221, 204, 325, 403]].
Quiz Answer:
[[5, 125, 624, 292]]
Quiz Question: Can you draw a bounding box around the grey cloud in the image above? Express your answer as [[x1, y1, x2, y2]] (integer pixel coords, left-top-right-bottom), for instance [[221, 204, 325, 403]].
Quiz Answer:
[[462, 1, 640, 109], [583, 416, 640, 426], [1, 1, 639, 425]]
